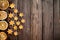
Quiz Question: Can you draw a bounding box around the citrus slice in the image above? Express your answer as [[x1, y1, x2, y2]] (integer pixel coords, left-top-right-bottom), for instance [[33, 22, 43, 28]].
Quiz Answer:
[[0, 0, 9, 10], [0, 32, 7, 40], [0, 21, 8, 30], [0, 11, 7, 20]]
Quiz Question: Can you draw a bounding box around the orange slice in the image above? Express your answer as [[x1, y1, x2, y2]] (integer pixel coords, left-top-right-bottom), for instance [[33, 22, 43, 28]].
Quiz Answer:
[[0, 32, 7, 40], [0, 0, 9, 10], [0, 11, 7, 20], [0, 21, 8, 30]]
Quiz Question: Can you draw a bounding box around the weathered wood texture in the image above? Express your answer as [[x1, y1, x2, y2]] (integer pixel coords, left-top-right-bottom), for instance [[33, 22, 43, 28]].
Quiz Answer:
[[54, 0, 60, 40], [42, 0, 53, 40], [22, 0, 31, 40], [31, 0, 42, 40], [1, 0, 60, 40]]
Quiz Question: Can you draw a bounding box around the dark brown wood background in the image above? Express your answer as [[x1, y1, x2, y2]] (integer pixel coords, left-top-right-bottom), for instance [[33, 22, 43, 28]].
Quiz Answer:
[[5, 0, 60, 40]]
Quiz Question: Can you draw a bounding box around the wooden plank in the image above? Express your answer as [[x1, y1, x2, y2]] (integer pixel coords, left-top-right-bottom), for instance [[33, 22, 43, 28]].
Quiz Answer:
[[42, 0, 53, 40], [22, 0, 31, 40], [31, 0, 42, 40], [54, 0, 60, 40], [17, 0, 23, 40]]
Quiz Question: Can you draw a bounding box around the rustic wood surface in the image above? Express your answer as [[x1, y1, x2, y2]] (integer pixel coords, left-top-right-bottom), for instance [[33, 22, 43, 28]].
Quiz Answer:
[[42, 0, 53, 40], [31, 0, 42, 40], [54, 0, 60, 40], [0, 0, 60, 40]]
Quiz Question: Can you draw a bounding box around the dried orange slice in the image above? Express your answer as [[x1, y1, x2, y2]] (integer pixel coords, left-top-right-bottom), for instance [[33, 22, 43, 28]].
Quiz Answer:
[[0, 11, 7, 20], [0, 0, 9, 10], [0, 32, 7, 40], [0, 21, 8, 30]]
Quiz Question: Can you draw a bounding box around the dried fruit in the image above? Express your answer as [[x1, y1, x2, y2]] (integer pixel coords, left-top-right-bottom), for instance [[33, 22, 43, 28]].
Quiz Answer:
[[0, 11, 7, 20], [0, 21, 8, 30], [0, 32, 7, 40], [0, 0, 9, 10]]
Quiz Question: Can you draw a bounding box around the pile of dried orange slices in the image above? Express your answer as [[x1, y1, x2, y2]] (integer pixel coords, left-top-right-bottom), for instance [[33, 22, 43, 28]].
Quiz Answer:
[[0, 0, 25, 40], [0, 0, 9, 40]]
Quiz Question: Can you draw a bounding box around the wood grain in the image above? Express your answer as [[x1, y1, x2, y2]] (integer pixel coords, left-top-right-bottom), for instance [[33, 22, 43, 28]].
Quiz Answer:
[[22, 0, 31, 40], [0, 0, 60, 40], [54, 0, 60, 40], [17, 0, 23, 40], [31, 0, 42, 40], [42, 0, 53, 40]]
